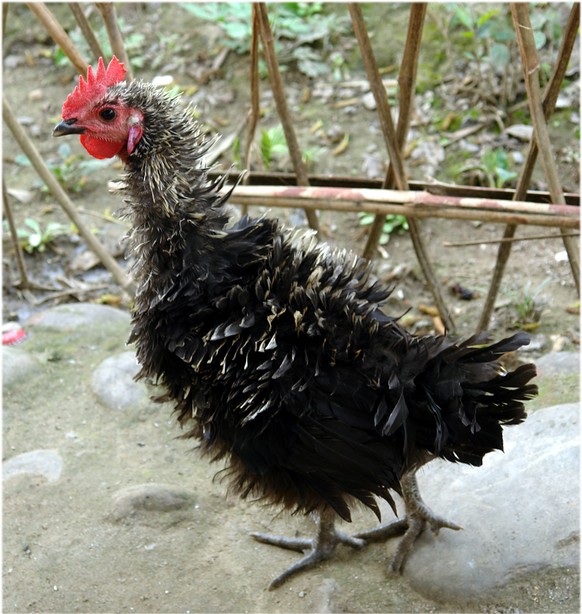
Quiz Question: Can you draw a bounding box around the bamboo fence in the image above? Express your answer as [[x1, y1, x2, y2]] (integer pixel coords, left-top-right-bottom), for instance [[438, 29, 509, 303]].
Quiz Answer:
[[3, 2, 580, 332]]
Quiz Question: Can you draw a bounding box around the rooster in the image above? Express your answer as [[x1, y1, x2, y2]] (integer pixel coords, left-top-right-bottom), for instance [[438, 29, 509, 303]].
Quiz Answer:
[[54, 57, 538, 589]]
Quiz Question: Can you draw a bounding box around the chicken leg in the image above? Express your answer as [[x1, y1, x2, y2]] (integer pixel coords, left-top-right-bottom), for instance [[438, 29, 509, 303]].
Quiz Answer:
[[354, 470, 462, 572], [251, 508, 366, 590]]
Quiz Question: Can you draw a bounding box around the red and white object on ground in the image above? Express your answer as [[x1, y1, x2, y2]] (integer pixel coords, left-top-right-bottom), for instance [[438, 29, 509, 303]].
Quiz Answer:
[[2, 323, 27, 346]]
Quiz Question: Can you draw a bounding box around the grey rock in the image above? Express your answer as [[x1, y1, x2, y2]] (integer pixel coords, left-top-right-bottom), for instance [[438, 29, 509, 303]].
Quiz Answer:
[[91, 352, 150, 411], [505, 124, 534, 142], [32, 303, 130, 332], [110, 483, 197, 521], [3, 449, 63, 483], [404, 403, 579, 602], [459, 141, 480, 154], [518, 333, 548, 353], [409, 139, 445, 177], [535, 351, 580, 378], [555, 93, 571, 109], [3, 347, 39, 386], [511, 150, 524, 165], [362, 91, 376, 111]]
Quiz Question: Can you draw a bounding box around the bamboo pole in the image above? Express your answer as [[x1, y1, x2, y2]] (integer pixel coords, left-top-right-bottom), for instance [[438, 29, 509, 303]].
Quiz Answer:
[[3, 179, 31, 288], [255, 3, 319, 233], [210, 168, 579, 205], [95, 3, 133, 80], [444, 233, 579, 248], [27, 2, 88, 73], [3, 96, 136, 295], [479, 3, 580, 329], [511, 4, 579, 290], [348, 3, 454, 332], [68, 3, 106, 61], [363, 3, 427, 260], [228, 185, 578, 228], [240, 4, 261, 217], [3, 2, 9, 39]]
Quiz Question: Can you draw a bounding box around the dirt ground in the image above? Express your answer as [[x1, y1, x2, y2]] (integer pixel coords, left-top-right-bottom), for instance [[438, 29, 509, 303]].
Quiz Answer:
[[2, 3, 580, 613], [3, 305, 579, 613]]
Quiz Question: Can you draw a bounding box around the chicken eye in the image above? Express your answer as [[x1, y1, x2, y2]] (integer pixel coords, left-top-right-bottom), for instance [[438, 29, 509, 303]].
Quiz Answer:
[[99, 108, 116, 121]]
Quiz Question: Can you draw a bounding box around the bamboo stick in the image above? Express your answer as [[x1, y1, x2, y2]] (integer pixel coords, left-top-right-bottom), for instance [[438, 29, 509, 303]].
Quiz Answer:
[[68, 3, 106, 62], [95, 3, 133, 80], [363, 3, 427, 259], [241, 4, 261, 217], [244, 4, 260, 171], [348, 3, 454, 331], [27, 2, 88, 73], [228, 185, 578, 228], [209, 168, 579, 205], [478, 3, 580, 330], [256, 3, 319, 233], [3, 2, 9, 39], [444, 233, 579, 248], [3, 96, 136, 295], [511, 4, 579, 291], [3, 179, 31, 288]]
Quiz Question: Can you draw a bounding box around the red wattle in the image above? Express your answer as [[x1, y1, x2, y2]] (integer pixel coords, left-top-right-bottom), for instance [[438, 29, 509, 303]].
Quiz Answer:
[[80, 134, 125, 159]]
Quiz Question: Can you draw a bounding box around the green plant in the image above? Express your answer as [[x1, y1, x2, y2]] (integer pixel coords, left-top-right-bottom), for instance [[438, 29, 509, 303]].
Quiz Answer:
[[453, 148, 517, 188], [16, 146, 111, 194], [259, 125, 289, 170], [301, 146, 324, 169], [49, 144, 113, 193], [444, 4, 519, 106], [358, 213, 409, 245], [507, 279, 550, 329], [181, 3, 349, 78], [182, 3, 252, 54], [481, 148, 517, 188], [53, 18, 146, 68], [449, 4, 514, 64], [14, 218, 71, 254]]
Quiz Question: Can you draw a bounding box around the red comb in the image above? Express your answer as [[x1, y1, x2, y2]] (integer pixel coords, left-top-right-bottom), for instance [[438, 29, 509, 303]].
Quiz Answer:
[[62, 56, 126, 118]]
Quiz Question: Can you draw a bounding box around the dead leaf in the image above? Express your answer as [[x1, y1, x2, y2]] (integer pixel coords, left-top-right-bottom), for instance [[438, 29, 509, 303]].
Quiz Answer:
[[98, 294, 122, 307], [565, 303, 580, 315], [432, 316, 445, 335], [332, 134, 350, 156], [419, 304, 439, 317], [7, 188, 35, 204]]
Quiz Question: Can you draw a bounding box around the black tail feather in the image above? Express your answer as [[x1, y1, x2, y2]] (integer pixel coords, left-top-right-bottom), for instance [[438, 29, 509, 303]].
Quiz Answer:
[[414, 333, 537, 466]]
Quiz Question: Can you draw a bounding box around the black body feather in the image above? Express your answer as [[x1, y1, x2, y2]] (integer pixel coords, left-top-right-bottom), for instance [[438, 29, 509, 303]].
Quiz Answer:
[[105, 80, 537, 524]]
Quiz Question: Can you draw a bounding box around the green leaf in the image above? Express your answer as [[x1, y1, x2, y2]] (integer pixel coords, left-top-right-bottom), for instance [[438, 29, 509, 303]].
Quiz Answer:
[[533, 31, 546, 50], [24, 218, 42, 234], [453, 5, 474, 31], [477, 8, 500, 28], [223, 21, 250, 41], [489, 43, 510, 67], [495, 167, 517, 187]]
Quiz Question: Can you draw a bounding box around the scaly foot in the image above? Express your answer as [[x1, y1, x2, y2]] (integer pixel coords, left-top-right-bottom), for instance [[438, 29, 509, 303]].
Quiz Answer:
[[356, 472, 461, 573], [251, 510, 365, 589]]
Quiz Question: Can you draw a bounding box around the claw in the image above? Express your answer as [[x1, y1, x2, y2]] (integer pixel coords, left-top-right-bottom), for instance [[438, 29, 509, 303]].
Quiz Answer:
[[251, 510, 366, 589], [252, 472, 462, 587], [388, 472, 462, 573]]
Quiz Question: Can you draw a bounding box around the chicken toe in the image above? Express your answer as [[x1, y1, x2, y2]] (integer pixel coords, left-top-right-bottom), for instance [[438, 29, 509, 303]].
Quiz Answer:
[[251, 510, 365, 589], [356, 471, 462, 574]]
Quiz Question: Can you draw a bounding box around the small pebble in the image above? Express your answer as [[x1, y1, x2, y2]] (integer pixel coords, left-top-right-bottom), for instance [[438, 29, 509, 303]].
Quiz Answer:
[[3, 449, 63, 483], [28, 88, 44, 102], [362, 91, 376, 111]]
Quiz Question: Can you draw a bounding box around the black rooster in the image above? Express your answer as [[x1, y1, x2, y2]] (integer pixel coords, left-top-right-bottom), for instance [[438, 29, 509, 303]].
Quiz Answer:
[[54, 57, 538, 589]]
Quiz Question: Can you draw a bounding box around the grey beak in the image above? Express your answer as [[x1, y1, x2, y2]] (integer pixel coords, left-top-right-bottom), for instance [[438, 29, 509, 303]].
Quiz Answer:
[[53, 118, 85, 137]]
